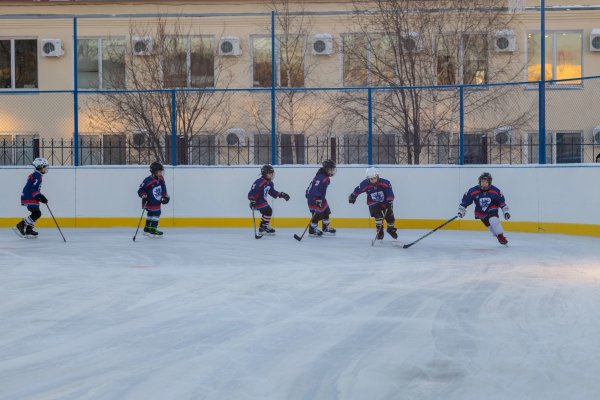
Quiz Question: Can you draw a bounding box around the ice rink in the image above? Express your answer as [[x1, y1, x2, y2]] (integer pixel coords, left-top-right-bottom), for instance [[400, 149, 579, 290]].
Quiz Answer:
[[1, 227, 599, 400]]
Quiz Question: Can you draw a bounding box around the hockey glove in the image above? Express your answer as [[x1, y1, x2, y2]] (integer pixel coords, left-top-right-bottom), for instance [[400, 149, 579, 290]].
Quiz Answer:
[[348, 193, 357, 204], [161, 195, 170, 205], [279, 192, 290, 201], [141, 196, 148, 208], [315, 198, 323, 209], [386, 200, 394, 210], [457, 205, 466, 218], [36, 194, 48, 204], [502, 205, 511, 220], [249, 200, 256, 210]]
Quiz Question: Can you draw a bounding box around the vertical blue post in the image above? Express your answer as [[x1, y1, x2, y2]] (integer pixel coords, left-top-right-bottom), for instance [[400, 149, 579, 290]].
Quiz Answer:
[[539, 0, 546, 164], [459, 85, 464, 165], [270, 10, 277, 165], [171, 90, 177, 166], [73, 16, 79, 166], [367, 88, 373, 165]]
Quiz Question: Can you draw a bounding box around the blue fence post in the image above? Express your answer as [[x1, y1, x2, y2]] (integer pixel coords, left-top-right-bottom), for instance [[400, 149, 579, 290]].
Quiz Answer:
[[539, 0, 546, 164], [459, 85, 464, 165], [171, 90, 177, 166], [73, 16, 79, 166], [368, 88, 373, 165], [270, 10, 277, 165]]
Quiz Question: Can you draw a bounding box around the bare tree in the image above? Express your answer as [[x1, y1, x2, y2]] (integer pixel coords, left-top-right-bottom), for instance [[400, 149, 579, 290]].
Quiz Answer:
[[82, 17, 232, 164], [336, 0, 533, 164], [245, 0, 340, 164]]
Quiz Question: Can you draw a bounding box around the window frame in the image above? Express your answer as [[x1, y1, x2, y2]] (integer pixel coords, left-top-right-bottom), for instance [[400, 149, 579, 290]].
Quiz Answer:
[[0, 132, 39, 165], [0, 37, 38, 90], [250, 34, 307, 88], [436, 33, 489, 86], [526, 30, 583, 89], [77, 36, 126, 90], [526, 131, 584, 164], [162, 35, 216, 89]]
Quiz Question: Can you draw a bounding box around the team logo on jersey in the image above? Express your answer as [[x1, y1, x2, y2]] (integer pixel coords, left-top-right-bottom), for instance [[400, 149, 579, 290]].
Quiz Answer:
[[152, 186, 162, 200], [479, 197, 491, 211], [370, 190, 385, 203]]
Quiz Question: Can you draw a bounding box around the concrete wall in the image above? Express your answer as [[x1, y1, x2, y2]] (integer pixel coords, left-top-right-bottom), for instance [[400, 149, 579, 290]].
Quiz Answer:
[[1, 164, 599, 236]]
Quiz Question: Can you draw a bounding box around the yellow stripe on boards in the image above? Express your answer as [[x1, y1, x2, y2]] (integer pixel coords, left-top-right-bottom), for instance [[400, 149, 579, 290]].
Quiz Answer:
[[0, 218, 598, 237]]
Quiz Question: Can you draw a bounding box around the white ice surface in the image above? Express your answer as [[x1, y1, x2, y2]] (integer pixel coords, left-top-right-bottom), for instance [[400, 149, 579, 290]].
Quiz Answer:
[[1, 228, 599, 400]]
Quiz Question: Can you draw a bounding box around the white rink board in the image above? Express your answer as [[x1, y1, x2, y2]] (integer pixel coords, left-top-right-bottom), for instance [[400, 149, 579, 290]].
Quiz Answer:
[[0, 164, 599, 225]]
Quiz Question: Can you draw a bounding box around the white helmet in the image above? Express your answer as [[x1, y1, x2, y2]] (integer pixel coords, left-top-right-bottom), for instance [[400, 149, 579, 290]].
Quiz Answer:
[[32, 157, 49, 170], [365, 167, 379, 180]]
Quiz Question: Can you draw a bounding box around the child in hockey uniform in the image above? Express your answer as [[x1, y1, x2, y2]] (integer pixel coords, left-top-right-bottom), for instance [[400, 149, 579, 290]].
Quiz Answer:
[[457, 172, 511, 245], [348, 167, 397, 240], [248, 164, 290, 236], [137, 162, 170, 237], [305, 159, 337, 236], [14, 158, 49, 238]]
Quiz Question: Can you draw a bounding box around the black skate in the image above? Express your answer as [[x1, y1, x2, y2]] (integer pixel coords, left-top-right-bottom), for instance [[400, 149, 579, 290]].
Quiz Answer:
[[143, 227, 152, 237], [322, 225, 336, 236], [376, 227, 384, 240], [259, 225, 276, 236], [25, 225, 39, 238], [386, 227, 398, 239], [496, 233, 508, 245], [309, 225, 323, 237], [12, 221, 26, 238]]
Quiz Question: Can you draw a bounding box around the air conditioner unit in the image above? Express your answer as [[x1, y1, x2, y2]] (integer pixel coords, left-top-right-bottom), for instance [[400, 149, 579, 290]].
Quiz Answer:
[[41, 39, 64, 57], [592, 125, 600, 144], [225, 128, 245, 145], [590, 29, 600, 52], [494, 30, 516, 52], [132, 36, 153, 56], [312, 34, 333, 55], [493, 125, 515, 145], [219, 37, 242, 56], [401, 32, 422, 53]]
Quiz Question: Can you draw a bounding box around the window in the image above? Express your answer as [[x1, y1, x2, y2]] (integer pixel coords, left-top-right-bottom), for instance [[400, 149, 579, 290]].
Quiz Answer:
[[463, 133, 487, 164], [79, 134, 102, 165], [342, 35, 368, 87], [0, 133, 39, 165], [253, 133, 272, 164], [527, 132, 581, 163], [342, 133, 397, 164], [77, 38, 125, 89], [280, 133, 305, 164], [437, 34, 488, 85], [527, 31, 582, 85], [252, 36, 305, 88], [163, 36, 215, 88], [0, 39, 37, 89], [190, 134, 216, 165]]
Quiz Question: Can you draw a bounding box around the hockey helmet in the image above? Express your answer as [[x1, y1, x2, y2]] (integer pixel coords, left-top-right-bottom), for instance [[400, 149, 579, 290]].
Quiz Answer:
[[32, 157, 49, 172], [365, 166, 379, 180], [478, 172, 492, 189], [150, 161, 164, 174], [261, 164, 275, 177], [322, 159, 337, 176]]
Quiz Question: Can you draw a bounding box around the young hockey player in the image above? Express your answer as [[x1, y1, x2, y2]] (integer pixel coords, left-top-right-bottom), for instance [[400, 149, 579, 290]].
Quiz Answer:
[[348, 167, 397, 240], [457, 172, 511, 245], [248, 164, 290, 237], [305, 159, 337, 236], [14, 157, 49, 238], [137, 162, 170, 237]]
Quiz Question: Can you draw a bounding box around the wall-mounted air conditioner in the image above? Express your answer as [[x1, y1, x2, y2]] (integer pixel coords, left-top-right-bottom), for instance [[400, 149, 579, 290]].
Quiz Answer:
[[592, 125, 600, 144], [41, 39, 64, 57], [219, 37, 242, 56], [590, 29, 600, 52], [494, 30, 516, 52], [493, 125, 515, 145], [225, 128, 245, 145], [312, 34, 333, 55], [132, 36, 153, 56], [401, 32, 422, 53]]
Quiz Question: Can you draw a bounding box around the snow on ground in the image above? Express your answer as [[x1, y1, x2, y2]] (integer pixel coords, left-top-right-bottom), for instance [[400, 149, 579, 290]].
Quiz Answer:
[[0, 227, 599, 400]]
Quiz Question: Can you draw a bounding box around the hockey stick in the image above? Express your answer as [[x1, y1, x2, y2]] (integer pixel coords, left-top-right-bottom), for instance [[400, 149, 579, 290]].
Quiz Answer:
[[294, 212, 318, 242], [371, 208, 389, 246], [251, 208, 263, 239], [402, 215, 458, 249], [132, 207, 145, 242], [45, 203, 66, 242]]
